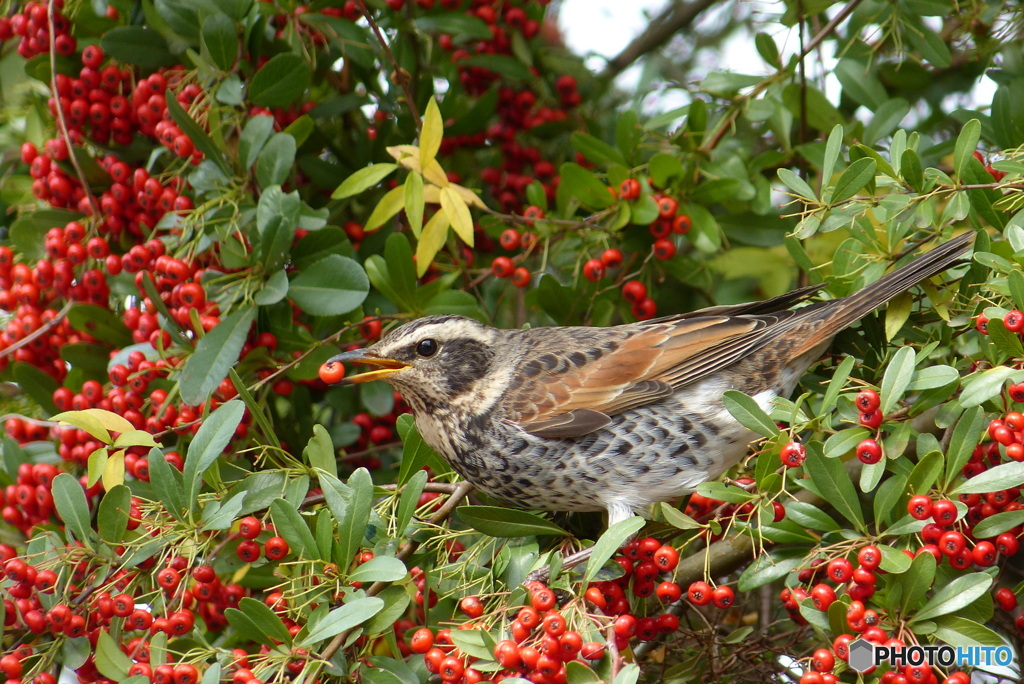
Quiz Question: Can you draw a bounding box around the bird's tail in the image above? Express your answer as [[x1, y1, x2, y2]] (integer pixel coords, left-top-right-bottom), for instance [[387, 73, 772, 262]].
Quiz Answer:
[[794, 231, 973, 354]]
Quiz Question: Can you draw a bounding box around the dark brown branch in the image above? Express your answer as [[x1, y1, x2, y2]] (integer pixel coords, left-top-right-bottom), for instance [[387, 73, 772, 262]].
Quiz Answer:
[[599, 0, 719, 81], [355, 0, 423, 133]]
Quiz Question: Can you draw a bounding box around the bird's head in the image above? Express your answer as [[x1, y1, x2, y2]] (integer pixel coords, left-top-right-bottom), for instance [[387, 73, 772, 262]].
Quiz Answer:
[[324, 315, 501, 410]]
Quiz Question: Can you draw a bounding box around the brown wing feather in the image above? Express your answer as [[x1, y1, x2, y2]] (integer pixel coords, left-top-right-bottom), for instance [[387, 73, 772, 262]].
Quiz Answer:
[[512, 315, 770, 436]]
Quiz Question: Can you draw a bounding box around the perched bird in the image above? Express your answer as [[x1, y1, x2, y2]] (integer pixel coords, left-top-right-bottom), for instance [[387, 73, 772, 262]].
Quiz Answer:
[[325, 233, 971, 569]]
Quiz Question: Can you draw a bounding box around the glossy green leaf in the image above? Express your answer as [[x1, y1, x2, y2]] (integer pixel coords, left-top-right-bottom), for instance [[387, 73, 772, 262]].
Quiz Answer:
[[256, 133, 297, 188], [202, 12, 236, 71], [240, 114, 276, 170], [457, 506, 568, 538], [299, 597, 385, 647], [165, 89, 232, 177], [182, 400, 245, 512], [880, 346, 916, 415], [722, 390, 778, 438], [943, 405, 988, 487], [804, 449, 864, 532], [829, 157, 876, 205], [97, 484, 131, 544], [348, 556, 408, 583], [270, 498, 320, 560], [180, 309, 257, 405], [333, 164, 399, 200], [249, 53, 311, 107], [101, 26, 175, 68], [954, 119, 982, 180], [288, 255, 369, 316], [912, 572, 991, 622], [582, 516, 646, 584], [52, 473, 93, 546]]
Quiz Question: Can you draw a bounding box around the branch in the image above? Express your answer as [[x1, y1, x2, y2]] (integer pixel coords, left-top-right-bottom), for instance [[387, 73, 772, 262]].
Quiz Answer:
[[355, 0, 423, 133], [599, 0, 719, 81]]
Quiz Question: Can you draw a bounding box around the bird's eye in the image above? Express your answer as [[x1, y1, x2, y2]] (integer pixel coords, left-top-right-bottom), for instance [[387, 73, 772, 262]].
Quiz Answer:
[[416, 339, 439, 357]]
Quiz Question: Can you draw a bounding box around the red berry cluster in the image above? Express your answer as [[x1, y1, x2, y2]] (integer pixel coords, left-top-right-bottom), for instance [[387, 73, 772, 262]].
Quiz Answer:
[[0, 0, 74, 59]]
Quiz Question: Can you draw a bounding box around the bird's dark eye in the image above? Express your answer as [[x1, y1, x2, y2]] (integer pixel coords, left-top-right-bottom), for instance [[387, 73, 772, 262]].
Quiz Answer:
[[416, 339, 439, 357]]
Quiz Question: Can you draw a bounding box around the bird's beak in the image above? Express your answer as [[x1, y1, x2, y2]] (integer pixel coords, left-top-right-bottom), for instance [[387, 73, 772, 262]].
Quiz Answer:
[[323, 349, 410, 384]]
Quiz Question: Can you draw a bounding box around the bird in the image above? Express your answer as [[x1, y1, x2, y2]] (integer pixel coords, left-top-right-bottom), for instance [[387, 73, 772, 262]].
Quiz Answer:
[[323, 232, 972, 575]]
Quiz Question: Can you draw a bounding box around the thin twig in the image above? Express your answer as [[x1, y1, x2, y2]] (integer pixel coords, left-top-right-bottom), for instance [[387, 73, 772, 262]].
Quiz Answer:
[[0, 300, 73, 359], [355, 0, 422, 133], [47, 0, 100, 217], [599, 0, 718, 81]]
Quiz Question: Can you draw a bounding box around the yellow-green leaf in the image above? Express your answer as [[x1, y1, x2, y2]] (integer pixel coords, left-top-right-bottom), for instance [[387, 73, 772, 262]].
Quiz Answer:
[[404, 173, 424, 238], [87, 448, 109, 487], [365, 186, 406, 230], [112, 429, 159, 449], [441, 186, 474, 246], [420, 98, 443, 173], [885, 291, 912, 341], [387, 144, 420, 169], [332, 163, 398, 199], [53, 410, 114, 444], [102, 451, 125, 491], [416, 211, 450, 277]]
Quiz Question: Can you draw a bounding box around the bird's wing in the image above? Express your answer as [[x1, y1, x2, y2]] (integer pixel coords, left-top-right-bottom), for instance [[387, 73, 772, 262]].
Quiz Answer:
[[511, 311, 808, 437]]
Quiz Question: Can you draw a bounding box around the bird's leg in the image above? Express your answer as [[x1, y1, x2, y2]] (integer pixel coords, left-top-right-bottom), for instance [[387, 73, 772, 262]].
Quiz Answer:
[[525, 503, 637, 584]]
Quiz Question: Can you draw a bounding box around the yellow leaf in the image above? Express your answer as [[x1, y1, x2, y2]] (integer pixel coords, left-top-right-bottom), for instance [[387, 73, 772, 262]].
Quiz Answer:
[[53, 410, 114, 444], [386, 144, 420, 165], [420, 98, 443, 174], [885, 292, 912, 341], [365, 185, 406, 230], [404, 173, 424, 238], [423, 185, 441, 204], [416, 211, 450, 277], [441, 187, 474, 246], [450, 182, 486, 208], [423, 159, 449, 188], [102, 450, 125, 491]]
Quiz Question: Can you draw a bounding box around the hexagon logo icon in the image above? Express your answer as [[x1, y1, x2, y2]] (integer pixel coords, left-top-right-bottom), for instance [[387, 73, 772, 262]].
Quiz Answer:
[[848, 638, 876, 673]]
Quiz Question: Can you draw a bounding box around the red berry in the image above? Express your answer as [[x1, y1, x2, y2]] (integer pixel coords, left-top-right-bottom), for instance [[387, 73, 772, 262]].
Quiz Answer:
[[621, 280, 646, 304], [511, 267, 531, 288], [997, 532, 1020, 556], [931, 499, 958, 525], [460, 596, 484, 618], [996, 587, 1018, 611], [491, 256, 514, 278], [653, 238, 676, 260], [856, 438, 882, 464], [859, 410, 883, 428], [711, 585, 734, 609], [601, 248, 623, 269], [656, 581, 681, 603], [688, 580, 712, 606], [499, 229, 521, 251], [656, 196, 678, 218], [264, 536, 289, 560], [810, 583, 836, 611], [973, 541, 997, 566], [907, 495, 933, 520], [582, 258, 604, 282], [632, 297, 657, 320], [619, 178, 641, 200], [826, 558, 853, 583], [855, 389, 881, 412], [319, 361, 346, 384], [653, 545, 679, 571], [976, 315, 989, 334], [858, 545, 881, 570], [1004, 309, 1024, 333], [780, 441, 806, 467]]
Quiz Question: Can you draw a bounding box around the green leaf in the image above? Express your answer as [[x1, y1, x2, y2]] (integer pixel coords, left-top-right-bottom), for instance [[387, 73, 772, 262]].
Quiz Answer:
[[834, 60, 886, 110], [907, 365, 960, 391], [988, 318, 1024, 358], [67, 304, 132, 348], [821, 124, 844, 192], [224, 606, 278, 648], [738, 551, 803, 591], [366, 185, 406, 230], [179, 309, 257, 405], [912, 573, 991, 622], [777, 168, 817, 201], [148, 446, 184, 519], [248, 53, 311, 107], [784, 501, 839, 532], [321, 469, 372, 567], [943, 405, 987, 487], [953, 461, 1024, 495], [582, 516, 646, 584], [721, 390, 779, 438], [878, 544, 913, 573], [239, 114, 276, 170], [804, 448, 865, 532], [364, 586, 413, 637], [901, 148, 924, 191], [892, 551, 936, 615], [100, 26, 175, 68], [824, 427, 871, 459], [289, 254, 369, 316], [659, 503, 702, 530], [457, 506, 568, 538], [557, 162, 615, 212], [97, 485, 131, 544], [165, 88, 232, 177], [95, 630, 132, 680], [571, 132, 626, 166], [348, 556, 407, 583], [201, 12, 236, 71], [256, 133, 297, 188], [862, 98, 910, 146], [236, 597, 294, 645], [829, 158, 876, 205], [395, 470, 427, 534], [879, 346, 916, 415], [183, 400, 245, 513], [972, 509, 1024, 539], [874, 474, 907, 527], [52, 473, 93, 546], [14, 363, 59, 415], [932, 616, 1006, 647], [299, 597, 385, 647], [332, 164, 399, 200], [954, 119, 982, 180], [270, 498, 320, 560]]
